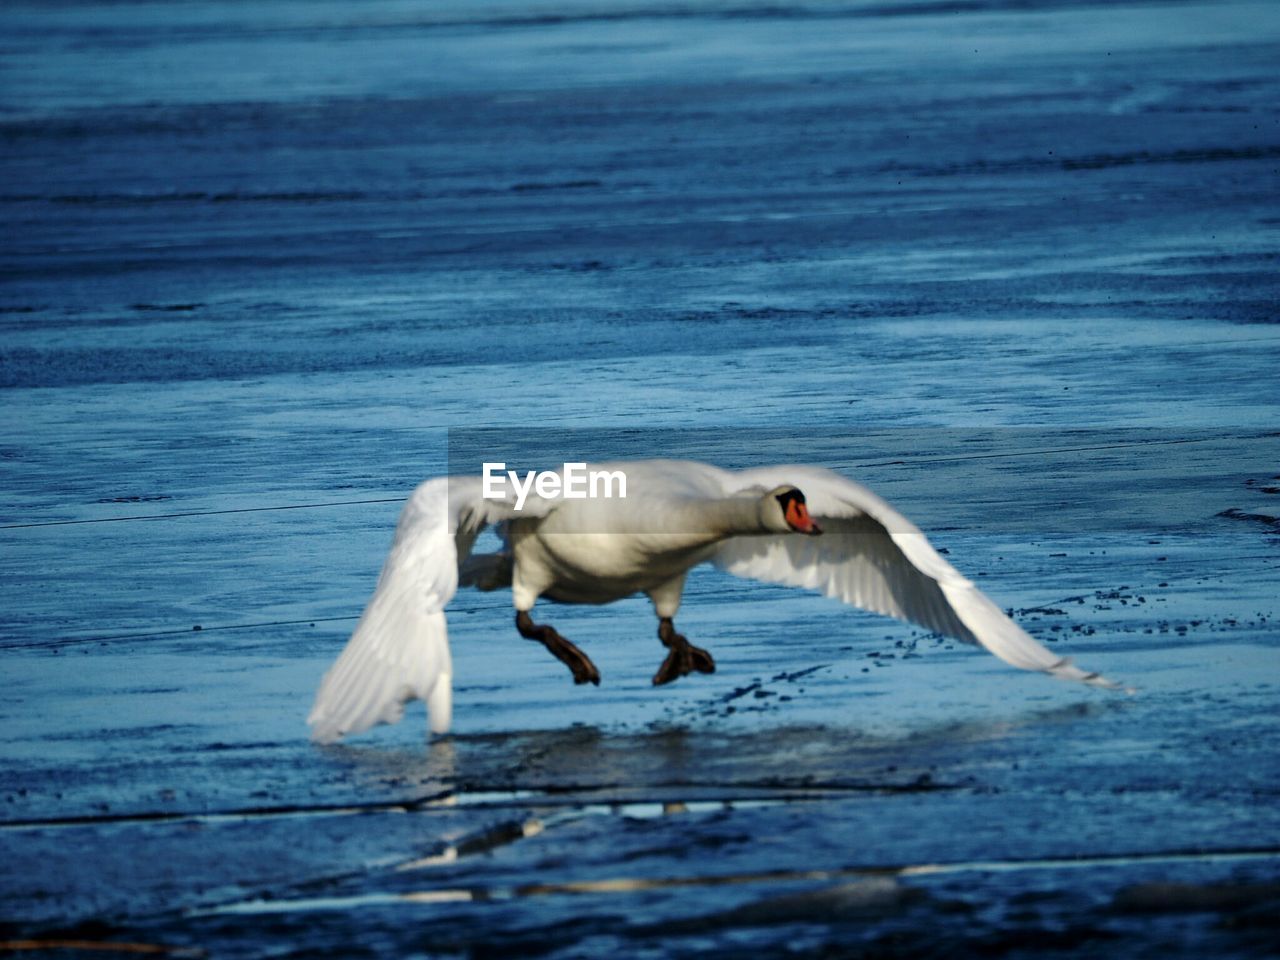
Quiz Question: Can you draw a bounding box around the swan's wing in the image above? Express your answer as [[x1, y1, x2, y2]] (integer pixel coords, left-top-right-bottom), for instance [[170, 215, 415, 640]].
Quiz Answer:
[[713, 465, 1120, 689], [308, 477, 549, 743]]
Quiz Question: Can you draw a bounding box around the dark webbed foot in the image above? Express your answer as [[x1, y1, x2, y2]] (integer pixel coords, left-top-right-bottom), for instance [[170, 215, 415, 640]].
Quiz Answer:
[[516, 610, 601, 686], [653, 617, 716, 686]]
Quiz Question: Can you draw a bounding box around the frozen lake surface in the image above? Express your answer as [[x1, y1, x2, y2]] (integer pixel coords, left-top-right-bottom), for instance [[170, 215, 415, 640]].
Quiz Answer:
[[2, 0, 1279, 955]]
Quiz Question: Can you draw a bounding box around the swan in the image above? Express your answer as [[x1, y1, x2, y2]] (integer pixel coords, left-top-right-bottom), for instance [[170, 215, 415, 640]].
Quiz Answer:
[[308, 459, 1120, 742]]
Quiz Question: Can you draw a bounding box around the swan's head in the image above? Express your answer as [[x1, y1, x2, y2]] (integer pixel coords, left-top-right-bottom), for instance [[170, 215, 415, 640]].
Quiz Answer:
[[765, 485, 822, 536]]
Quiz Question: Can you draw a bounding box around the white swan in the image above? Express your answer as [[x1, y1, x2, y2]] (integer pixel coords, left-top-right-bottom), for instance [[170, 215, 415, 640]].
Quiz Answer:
[[308, 459, 1120, 742]]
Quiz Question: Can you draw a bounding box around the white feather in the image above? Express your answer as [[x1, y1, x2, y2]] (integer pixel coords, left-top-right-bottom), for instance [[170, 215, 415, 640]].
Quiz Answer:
[[714, 464, 1120, 688], [307, 477, 551, 743]]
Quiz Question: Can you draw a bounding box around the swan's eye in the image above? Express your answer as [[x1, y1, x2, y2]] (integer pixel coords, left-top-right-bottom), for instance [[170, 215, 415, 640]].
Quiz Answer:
[[775, 489, 805, 509]]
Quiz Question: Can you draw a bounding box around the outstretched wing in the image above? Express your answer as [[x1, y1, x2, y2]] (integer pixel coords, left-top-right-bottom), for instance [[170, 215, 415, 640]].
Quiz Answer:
[[308, 477, 548, 743], [713, 464, 1120, 689]]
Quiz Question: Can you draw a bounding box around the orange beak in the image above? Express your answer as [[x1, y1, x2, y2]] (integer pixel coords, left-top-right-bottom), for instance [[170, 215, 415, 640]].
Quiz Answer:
[[785, 499, 822, 536]]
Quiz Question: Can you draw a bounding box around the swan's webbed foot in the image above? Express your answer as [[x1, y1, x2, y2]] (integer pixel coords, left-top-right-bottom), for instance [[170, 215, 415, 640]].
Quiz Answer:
[[516, 610, 601, 686], [653, 617, 716, 686]]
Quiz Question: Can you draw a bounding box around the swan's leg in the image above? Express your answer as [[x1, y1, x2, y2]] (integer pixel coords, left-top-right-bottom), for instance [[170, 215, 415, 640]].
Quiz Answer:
[[515, 610, 601, 686], [653, 617, 716, 686]]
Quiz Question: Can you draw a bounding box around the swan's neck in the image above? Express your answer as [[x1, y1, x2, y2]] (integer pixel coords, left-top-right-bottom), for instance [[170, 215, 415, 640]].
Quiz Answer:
[[668, 495, 767, 542]]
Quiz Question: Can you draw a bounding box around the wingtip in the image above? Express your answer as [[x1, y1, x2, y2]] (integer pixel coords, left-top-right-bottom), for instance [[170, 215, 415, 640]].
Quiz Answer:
[[1043, 655, 1131, 694], [306, 702, 341, 744], [1089, 676, 1132, 693], [427, 673, 453, 735], [308, 723, 343, 745]]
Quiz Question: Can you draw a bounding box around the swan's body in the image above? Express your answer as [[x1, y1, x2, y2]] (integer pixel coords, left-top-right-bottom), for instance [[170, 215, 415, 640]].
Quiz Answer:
[[309, 460, 1119, 742]]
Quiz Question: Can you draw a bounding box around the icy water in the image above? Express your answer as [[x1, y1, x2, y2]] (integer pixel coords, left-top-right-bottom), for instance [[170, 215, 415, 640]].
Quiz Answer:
[[3, 0, 1280, 956]]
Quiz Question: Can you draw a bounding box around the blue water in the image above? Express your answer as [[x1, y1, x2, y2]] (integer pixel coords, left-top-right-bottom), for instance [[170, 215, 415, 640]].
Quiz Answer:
[[2, 0, 1279, 954]]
